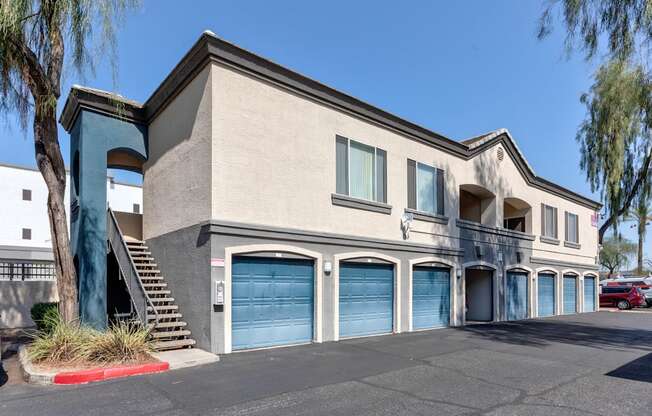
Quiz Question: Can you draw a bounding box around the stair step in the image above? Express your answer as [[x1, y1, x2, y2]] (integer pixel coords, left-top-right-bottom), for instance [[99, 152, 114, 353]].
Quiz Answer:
[[127, 244, 147, 249], [133, 258, 155, 263], [136, 267, 161, 279], [140, 277, 164, 283], [136, 268, 161, 273], [150, 297, 175, 303], [130, 251, 152, 256], [153, 338, 196, 350], [146, 290, 171, 296], [149, 313, 182, 320], [151, 329, 192, 338], [143, 282, 167, 288], [154, 320, 187, 329], [148, 304, 179, 312]]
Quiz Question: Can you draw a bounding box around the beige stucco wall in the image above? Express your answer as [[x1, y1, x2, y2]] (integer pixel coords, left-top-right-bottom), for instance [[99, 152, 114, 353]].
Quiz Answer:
[[143, 65, 213, 239], [0, 281, 59, 329], [209, 62, 598, 267], [114, 211, 142, 241]]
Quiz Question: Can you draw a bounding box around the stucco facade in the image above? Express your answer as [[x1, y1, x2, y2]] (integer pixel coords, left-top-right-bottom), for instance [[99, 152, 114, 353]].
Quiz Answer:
[[61, 32, 601, 353]]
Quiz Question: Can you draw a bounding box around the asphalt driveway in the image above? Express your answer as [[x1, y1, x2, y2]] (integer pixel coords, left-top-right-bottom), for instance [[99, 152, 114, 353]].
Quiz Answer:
[[2, 311, 652, 415]]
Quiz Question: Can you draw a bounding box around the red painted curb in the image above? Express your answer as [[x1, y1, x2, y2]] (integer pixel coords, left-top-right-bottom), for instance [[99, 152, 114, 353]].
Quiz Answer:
[[53, 361, 169, 384]]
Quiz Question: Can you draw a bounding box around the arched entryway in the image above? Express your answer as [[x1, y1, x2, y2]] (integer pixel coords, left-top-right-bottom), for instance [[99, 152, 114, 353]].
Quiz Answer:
[[463, 261, 497, 322]]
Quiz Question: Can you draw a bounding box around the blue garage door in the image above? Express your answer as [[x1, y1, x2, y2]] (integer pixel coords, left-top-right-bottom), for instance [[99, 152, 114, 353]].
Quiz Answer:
[[563, 275, 577, 315], [412, 266, 450, 330], [537, 274, 556, 317], [506, 272, 529, 321], [584, 277, 596, 312], [339, 262, 394, 338], [232, 256, 314, 350]]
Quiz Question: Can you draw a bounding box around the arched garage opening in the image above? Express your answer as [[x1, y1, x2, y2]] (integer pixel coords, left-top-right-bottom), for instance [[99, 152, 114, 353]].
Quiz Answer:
[[409, 258, 454, 331], [333, 252, 400, 341], [223, 244, 323, 353], [464, 262, 496, 322]]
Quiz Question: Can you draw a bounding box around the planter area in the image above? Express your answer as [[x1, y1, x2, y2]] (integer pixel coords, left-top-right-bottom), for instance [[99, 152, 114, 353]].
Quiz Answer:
[[18, 345, 169, 385]]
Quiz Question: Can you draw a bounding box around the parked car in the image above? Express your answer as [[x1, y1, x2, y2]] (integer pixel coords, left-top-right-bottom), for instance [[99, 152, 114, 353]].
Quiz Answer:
[[601, 277, 652, 306], [599, 286, 648, 310]]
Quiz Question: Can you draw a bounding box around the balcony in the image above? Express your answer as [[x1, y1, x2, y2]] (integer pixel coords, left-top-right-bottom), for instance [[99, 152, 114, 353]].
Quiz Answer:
[[457, 186, 534, 241], [503, 197, 532, 234], [459, 184, 496, 226]]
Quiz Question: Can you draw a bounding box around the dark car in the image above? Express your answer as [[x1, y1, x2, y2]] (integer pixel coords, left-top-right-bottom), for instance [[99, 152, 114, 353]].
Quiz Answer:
[[599, 286, 647, 310]]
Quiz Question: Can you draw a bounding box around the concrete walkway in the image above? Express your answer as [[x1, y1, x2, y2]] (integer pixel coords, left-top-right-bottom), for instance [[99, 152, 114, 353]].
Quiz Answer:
[[1, 312, 652, 415]]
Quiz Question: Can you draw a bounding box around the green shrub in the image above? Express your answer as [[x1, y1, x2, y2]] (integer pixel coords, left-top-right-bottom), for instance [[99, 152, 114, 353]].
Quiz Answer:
[[30, 302, 59, 333], [28, 315, 153, 365]]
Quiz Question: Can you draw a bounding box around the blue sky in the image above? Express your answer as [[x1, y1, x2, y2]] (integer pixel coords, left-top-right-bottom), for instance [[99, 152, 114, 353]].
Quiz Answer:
[[0, 1, 647, 263]]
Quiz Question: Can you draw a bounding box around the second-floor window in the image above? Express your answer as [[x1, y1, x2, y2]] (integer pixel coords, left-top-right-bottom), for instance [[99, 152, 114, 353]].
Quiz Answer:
[[541, 204, 558, 239], [133, 203, 141, 214], [336, 136, 387, 203], [565, 212, 579, 243], [407, 160, 444, 215], [22, 189, 32, 201]]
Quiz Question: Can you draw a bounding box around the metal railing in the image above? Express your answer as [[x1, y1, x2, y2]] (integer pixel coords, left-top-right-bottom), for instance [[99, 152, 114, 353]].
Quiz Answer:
[[0, 260, 56, 281], [107, 208, 158, 328]]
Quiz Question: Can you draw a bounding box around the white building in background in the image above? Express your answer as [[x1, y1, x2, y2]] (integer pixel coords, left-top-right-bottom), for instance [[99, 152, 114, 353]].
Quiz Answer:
[[0, 162, 142, 277]]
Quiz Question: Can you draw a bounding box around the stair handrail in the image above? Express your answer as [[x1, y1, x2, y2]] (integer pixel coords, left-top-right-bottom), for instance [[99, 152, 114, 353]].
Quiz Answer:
[[107, 208, 159, 329]]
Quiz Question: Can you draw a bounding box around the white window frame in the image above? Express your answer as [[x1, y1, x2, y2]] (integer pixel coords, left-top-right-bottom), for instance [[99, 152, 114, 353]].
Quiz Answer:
[[415, 161, 439, 215], [566, 212, 579, 244], [542, 204, 558, 238], [342, 138, 386, 203]]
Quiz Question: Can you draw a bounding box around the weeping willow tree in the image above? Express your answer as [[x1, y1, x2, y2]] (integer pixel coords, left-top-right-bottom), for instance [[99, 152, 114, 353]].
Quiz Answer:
[[538, 0, 652, 243], [0, 0, 138, 322], [578, 59, 652, 243]]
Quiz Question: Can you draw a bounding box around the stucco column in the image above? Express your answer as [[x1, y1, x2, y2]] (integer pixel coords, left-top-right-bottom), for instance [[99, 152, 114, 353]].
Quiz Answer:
[[67, 110, 148, 330]]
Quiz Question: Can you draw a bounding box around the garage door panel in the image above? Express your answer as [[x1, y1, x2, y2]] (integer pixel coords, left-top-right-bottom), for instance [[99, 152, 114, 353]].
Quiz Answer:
[[506, 272, 529, 321], [563, 276, 577, 315], [412, 267, 450, 330], [339, 263, 394, 338], [537, 274, 555, 317], [232, 257, 314, 350], [584, 277, 596, 312]]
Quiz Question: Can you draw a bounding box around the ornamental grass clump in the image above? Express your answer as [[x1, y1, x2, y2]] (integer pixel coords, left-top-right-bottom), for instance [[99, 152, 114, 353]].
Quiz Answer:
[[87, 321, 153, 364], [28, 310, 153, 366], [28, 310, 95, 364]]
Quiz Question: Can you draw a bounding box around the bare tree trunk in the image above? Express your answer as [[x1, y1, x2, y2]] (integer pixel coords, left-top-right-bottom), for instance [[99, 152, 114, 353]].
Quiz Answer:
[[34, 102, 78, 323]]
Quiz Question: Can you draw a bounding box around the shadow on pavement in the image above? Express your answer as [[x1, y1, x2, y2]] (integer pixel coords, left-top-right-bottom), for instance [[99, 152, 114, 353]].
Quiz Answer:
[[0, 361, 9, 388], [606, 353, 652, 383], [460, 317, 652, 350]]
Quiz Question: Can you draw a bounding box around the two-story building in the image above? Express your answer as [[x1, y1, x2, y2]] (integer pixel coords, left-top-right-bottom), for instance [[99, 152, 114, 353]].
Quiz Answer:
[[60, 32, 601, 354]]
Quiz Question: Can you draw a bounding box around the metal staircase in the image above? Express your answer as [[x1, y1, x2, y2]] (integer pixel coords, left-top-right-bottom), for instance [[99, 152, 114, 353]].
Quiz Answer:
[[107, 209, 196, 351]]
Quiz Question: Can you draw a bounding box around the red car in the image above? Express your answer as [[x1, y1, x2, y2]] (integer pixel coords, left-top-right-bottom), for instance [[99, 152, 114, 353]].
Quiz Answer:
[[599, 286, 647, 310]]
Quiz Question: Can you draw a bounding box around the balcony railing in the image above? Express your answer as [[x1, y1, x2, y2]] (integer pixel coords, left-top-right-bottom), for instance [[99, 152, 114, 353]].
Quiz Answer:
[[455, 218, 535, 241]]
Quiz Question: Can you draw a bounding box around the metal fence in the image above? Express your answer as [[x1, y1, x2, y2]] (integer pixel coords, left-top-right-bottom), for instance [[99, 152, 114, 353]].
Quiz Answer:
[[0, 260, 56, 281]]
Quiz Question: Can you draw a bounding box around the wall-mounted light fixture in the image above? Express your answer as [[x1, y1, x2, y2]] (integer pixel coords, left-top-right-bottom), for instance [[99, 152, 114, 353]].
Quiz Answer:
[[324, 261, 332, 275], [456, 268, 462, 279]]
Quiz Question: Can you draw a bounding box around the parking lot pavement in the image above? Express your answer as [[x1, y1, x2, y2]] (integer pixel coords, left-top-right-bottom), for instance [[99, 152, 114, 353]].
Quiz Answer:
[[2, 311, 652, 416]]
